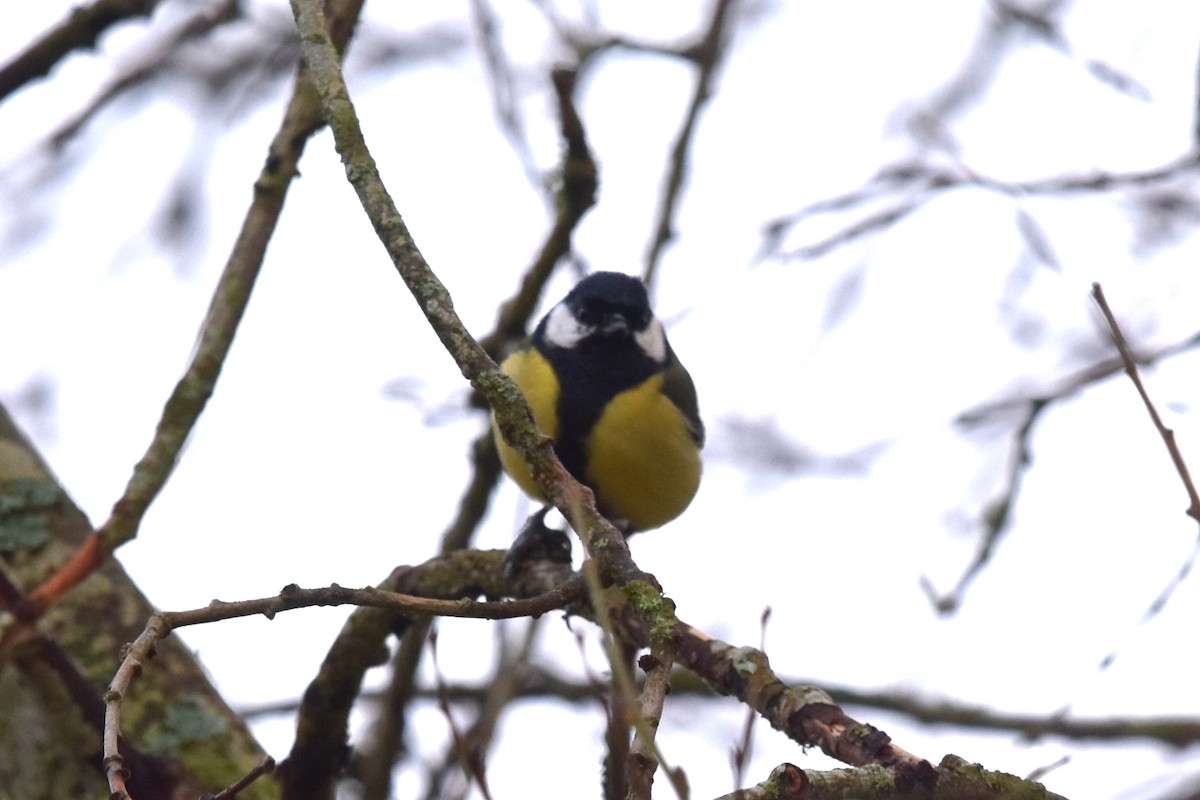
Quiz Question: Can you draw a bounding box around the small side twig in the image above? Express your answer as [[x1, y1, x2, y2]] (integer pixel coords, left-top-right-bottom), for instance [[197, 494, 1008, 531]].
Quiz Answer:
[[928, 325, 1200, 614], [762, 150, 1200, 263], [241, 667, 1200, 749], [104, 616, 170, 800], [731, 607, 770, 787], [627, 647, 684, 800], [468, 0, 543, 195], [103, 575, 584, 798], [1091, 282, 1200, 522], [204, 756, 277, 800], [922, 397, 1048, 614], [429, 630, 495, 800], [1090, 282, 1200, 672], [643, 0, 740, 288], [477, 65, 598, 360]]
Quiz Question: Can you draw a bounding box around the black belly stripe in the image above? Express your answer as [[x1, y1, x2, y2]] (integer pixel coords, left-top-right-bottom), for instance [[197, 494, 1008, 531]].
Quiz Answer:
[[536, 335, 659, 486]]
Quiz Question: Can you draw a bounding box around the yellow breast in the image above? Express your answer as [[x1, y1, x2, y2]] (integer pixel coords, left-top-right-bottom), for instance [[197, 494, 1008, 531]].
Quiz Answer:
[[493, 347, 701, 532], [493, 348, 561, 503], [584, 373, 702, 531]]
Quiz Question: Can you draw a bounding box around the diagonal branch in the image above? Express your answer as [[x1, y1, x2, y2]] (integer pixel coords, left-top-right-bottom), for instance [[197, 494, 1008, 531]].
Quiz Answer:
[[0, 0, 162, 103], [1091, 282, 1200, 522], [287, 0, 637, 582], [23, 0, 366, 619]]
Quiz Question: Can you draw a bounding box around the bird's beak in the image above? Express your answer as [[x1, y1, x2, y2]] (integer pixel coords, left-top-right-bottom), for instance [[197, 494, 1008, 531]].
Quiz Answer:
[[599, 314, 629, 335]]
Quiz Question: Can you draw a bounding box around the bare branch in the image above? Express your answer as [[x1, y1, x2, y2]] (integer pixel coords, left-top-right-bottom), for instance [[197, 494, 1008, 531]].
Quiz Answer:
[[242, 666, 1200, 750], [356, 619, 432, 800], [643, 0, 741, 289], [627, 648, 682, 800], [1091, 283, 1200, 522], [0, 0, 163, 103], [468, 0, 544, 195], [477, 66, 598, 361], [22, 0, 366, 619], [925, 328, 1200, 613], [429, 631, 496, 800], [763, 150, 1200, 262], [105, 562, 584, 798], [44, 0, 243, 151], [206, 756, 277, 800]]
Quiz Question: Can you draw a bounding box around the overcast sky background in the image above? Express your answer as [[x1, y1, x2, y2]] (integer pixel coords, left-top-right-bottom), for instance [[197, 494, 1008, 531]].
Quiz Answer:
[[3, 2, 1200, 799]]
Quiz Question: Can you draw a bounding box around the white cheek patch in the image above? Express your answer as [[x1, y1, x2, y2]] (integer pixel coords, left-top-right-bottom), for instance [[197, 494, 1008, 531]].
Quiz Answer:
[[635, 318, 668, 363], [543, 303, 590, 349]]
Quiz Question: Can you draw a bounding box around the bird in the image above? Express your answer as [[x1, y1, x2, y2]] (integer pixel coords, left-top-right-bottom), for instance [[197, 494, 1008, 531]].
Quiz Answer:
[[493, 271, 703, 532]]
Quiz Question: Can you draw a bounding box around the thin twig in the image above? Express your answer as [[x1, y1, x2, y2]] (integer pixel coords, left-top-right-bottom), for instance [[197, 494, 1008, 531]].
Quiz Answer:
[[24, 0, 337, 618], [357, 619, 433, 800], [477, 66, 598, 361], [1090, 282, 1200, 673], [241, 666, 1200, 750], [205, 756, 277, 800], [468, 0, 544, 195], [104, 615, 170, 800], [178, 579, 585, 627], [763, 150, 1200, 262], [922, 397, 1048, 615], [1091, 282, 1200, 521], [731, 607, 770, 787], [925, 328, 1200, 614], [103, 575, 584, 798], [643, 0, 740, 288], [430, 631, 495, 800], [45, 0, 242, 151], [627, 647, 683, 800], [418, 619, 542, 800]]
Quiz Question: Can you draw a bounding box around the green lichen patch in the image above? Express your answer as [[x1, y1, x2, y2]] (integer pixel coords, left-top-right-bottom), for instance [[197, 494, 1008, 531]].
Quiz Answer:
[[0, 477, 62, 551]]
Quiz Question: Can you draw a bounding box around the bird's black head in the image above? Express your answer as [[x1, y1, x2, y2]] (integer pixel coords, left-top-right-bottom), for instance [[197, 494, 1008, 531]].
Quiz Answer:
[[562, 271, 653, 335], [535, 271, 668, 368]]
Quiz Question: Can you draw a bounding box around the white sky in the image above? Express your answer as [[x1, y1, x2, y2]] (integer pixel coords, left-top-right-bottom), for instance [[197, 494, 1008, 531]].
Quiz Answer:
[[3, 2, 1200, 798]]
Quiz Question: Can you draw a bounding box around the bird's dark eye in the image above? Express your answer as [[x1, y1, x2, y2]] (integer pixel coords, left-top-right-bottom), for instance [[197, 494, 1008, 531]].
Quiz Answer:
[[575, 305, 600, 327]]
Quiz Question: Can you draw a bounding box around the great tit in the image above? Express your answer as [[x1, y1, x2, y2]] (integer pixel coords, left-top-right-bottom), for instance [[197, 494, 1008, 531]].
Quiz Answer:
[[493, 271, 703, 532]]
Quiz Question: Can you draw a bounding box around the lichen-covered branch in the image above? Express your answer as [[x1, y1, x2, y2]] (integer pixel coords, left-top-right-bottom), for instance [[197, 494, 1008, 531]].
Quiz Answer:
[[287, 0, 640, 587], [0, 404, 272, 800], [715, 755, 1067, 800]]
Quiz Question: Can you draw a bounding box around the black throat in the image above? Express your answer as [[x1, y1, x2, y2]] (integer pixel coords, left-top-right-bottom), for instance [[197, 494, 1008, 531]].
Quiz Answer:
[[535, 331, 661, 483]]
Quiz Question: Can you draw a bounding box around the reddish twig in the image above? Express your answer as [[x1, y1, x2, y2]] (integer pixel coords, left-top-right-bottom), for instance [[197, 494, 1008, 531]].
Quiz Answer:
[[21, 0, 358, 621], [26, 532, 102, 612]]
